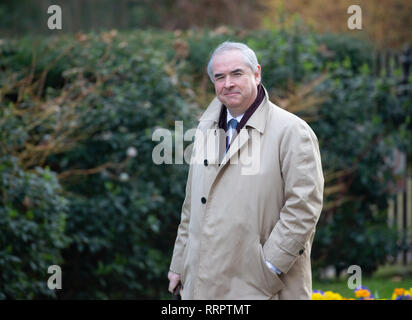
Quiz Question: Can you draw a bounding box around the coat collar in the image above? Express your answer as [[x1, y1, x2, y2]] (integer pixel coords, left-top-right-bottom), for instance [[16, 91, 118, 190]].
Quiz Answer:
[[199, 85, 270, 134]]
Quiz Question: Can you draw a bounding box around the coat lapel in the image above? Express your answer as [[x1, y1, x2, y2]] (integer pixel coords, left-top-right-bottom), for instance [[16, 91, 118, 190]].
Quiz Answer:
[[198, 87, 270, 174]]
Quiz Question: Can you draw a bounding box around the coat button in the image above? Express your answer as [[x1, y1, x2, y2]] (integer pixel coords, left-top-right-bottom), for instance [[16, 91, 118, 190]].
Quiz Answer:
[[204, 159, 208, 166], [299, 249, 304, 255], [201, 197, 206, 204]]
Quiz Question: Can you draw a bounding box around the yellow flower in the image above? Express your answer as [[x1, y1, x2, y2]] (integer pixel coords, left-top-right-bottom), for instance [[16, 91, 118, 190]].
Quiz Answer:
[[312, 292, 326, 300], [355, 289, 371, 299], [324, 291, 343, 300], [391, 288, 412, 300], [394, 288, 405, 296]]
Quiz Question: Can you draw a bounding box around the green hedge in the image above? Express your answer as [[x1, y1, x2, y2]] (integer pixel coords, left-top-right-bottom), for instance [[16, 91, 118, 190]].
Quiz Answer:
[[0, 156, 69, 299]]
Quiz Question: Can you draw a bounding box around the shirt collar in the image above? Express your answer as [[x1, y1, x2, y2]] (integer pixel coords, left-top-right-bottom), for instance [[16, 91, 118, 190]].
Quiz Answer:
[[226, 109, 244, 125]]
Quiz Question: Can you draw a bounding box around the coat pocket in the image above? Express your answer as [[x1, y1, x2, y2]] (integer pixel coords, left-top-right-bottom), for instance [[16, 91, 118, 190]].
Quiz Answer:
[[257, 243, 285, 298]]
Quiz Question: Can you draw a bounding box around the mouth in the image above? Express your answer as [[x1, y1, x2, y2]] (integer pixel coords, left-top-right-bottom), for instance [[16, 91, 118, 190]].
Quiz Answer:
[[224, 92, 240, 96]]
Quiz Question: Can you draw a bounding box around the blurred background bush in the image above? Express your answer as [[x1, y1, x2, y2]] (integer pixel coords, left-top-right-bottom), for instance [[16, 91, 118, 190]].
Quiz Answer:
[[0, 0, 411, 299]]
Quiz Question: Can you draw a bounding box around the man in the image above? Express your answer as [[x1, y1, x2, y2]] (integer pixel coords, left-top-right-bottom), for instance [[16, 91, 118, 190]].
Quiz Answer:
[[168, 41, 324, 299]]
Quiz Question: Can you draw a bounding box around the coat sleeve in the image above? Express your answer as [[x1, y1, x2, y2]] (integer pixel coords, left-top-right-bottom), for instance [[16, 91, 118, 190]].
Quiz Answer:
[[169, 157, 193, 275], [263, 119, 324, 274]]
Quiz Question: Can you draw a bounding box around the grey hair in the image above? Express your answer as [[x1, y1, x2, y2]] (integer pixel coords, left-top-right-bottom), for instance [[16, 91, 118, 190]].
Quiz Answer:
[[207, 41, 259, 82]]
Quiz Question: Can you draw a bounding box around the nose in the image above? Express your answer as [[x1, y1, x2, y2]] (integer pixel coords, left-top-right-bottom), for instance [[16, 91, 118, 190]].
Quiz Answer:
[[224, 75, 233, 89]]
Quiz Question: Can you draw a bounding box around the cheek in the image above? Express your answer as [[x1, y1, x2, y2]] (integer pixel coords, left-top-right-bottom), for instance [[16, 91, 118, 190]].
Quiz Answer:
[[244, 79, 256, 93], [215, 83, 224, 94]]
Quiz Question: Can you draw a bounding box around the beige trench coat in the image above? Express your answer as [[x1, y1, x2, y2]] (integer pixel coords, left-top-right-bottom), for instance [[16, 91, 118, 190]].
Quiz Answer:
[[170, 88, 324, 299]]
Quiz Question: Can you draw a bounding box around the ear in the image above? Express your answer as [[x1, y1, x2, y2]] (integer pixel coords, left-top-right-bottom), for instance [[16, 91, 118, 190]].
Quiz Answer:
[[254, 65, 261, 85]]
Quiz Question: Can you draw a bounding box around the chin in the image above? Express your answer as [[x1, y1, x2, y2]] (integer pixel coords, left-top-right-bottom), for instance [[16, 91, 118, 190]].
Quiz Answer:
[[221, 99, 236, 106], [221, 98, 240, 107]]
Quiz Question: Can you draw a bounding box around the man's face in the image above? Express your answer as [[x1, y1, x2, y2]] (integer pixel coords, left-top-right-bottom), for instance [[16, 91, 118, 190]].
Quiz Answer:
[[212, 50, 261, 116]]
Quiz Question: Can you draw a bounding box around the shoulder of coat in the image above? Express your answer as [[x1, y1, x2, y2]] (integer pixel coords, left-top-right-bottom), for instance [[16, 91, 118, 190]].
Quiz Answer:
[[198, 97, 221, 122], [266, 100, 307, 127], [266, 100, 319, 139]]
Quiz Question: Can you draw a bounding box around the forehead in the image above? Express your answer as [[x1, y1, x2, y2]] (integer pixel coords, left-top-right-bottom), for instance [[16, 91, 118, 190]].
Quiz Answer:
[[212, 50, 250, 74]]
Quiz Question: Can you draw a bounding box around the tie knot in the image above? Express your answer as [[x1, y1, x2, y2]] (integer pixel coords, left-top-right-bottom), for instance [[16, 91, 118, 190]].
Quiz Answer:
[[228, 118, 238, 130]]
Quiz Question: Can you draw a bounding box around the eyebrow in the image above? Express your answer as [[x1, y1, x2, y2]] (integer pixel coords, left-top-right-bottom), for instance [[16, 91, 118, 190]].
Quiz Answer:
[[214, 68, 245, 79]]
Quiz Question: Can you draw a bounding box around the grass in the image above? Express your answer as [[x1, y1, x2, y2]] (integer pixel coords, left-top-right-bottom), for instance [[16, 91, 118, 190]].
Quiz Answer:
[[312, 264, 412, 299]]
